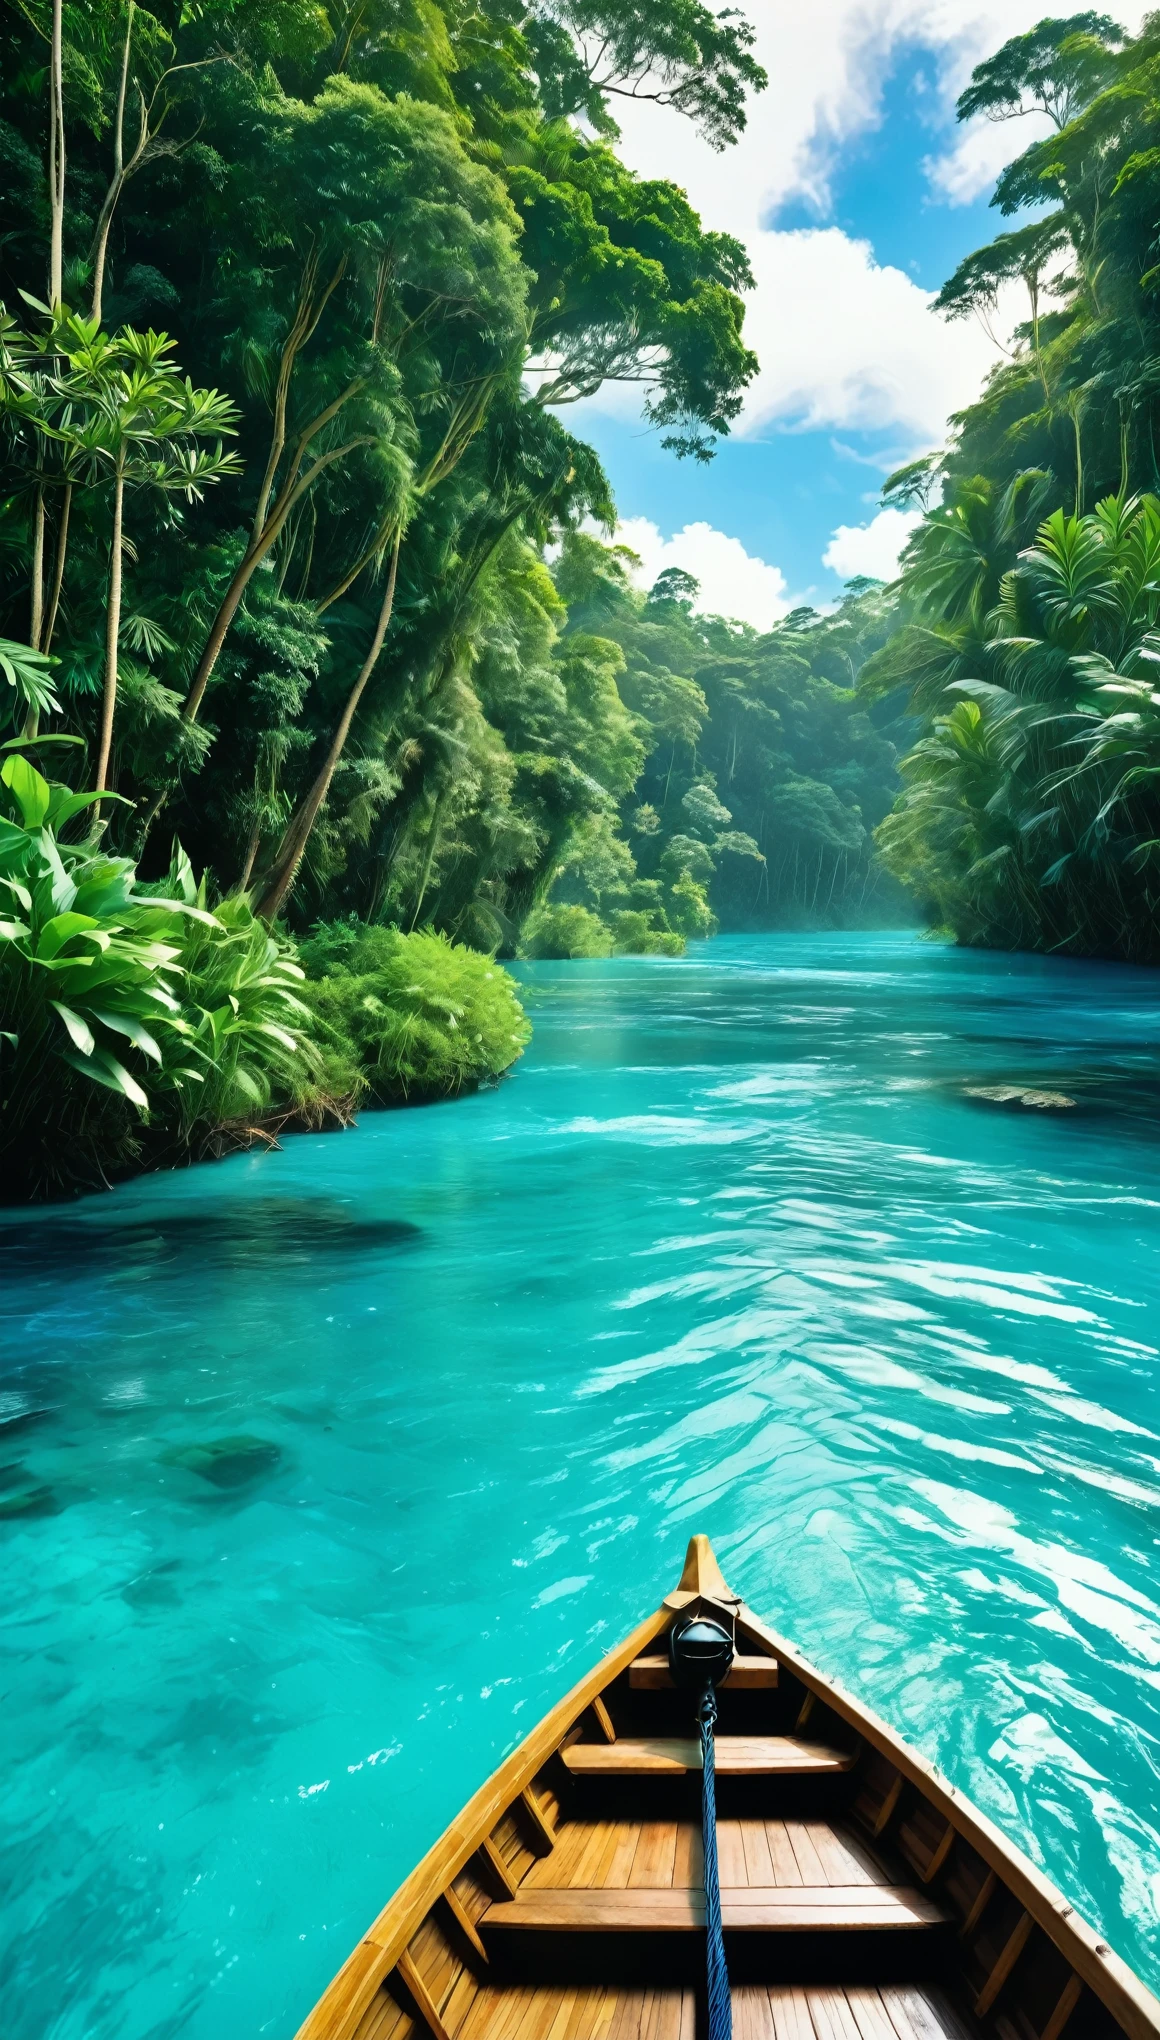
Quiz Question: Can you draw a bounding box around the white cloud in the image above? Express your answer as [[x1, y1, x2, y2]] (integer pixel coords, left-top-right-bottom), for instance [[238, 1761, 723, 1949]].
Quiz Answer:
[[578, 2, 1154, 448], [573, 226, 997, 446], [824, 507, 923, 582], [739, 228, 995, 440], [616, 517, 790, 631]]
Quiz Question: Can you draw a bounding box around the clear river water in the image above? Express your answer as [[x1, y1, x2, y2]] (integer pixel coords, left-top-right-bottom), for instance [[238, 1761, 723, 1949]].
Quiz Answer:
[[4, 932, 1160, 2040]]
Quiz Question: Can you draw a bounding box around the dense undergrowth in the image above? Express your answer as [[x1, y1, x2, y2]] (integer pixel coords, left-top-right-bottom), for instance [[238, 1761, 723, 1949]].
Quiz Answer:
[[0, 751, 528, 1200]]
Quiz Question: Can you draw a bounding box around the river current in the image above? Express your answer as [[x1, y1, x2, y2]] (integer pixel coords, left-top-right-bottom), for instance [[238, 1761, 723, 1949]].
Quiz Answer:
[[4, 932, 1160, 2039]]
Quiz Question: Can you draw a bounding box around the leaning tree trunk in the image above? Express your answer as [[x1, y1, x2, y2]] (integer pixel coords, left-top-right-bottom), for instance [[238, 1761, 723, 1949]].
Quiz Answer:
[[254, 532, 401, 921], [42, 482, 71, 653], [93, 464, 125, 798]]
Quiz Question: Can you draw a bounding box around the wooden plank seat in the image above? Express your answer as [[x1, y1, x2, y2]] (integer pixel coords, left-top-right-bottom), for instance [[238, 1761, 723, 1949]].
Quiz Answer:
[[455, 1982, 971, 2040], [562, 1738, 854, 1778], [481, 1886, 949, 1933], [629, 1654, 779, 1690]]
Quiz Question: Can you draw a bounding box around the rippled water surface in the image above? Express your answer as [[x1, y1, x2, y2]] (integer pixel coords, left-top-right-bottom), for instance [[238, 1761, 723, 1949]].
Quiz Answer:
[[5, 932, 1160, 2039]]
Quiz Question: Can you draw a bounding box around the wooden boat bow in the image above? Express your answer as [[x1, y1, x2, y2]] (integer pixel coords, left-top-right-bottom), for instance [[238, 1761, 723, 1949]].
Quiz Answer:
[[295, 1536, 1160, 2040]]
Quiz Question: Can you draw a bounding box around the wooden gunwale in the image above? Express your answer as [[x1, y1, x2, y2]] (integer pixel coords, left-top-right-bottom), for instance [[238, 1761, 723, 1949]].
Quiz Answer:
[[294, 1536, 1160, 2040], [733, 1601, 1160, 2040], [294, 1604, 669, 2040]]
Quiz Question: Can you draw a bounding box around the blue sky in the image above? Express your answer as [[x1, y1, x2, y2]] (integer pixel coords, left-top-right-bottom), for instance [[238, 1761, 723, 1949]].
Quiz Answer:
[[562, 2, 1149, 624]]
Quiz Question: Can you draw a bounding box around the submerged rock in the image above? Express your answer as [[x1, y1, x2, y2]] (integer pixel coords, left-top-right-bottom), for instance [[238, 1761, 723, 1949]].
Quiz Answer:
[[965, 1085, 1077, 1111], [167, 1434, 283, 1489], [0, 1471, 59, 1518]]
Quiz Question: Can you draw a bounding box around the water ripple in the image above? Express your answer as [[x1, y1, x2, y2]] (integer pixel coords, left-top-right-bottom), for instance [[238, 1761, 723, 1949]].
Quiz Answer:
[[4, 933, 1160, 2035]]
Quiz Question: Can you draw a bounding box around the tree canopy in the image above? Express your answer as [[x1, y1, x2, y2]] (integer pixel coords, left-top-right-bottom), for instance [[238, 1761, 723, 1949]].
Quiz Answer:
[[0, 0, 767, 947]]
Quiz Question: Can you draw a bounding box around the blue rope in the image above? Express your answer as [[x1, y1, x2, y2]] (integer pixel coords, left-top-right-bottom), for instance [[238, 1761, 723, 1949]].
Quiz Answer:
[[699, 1686, 732, 2040]]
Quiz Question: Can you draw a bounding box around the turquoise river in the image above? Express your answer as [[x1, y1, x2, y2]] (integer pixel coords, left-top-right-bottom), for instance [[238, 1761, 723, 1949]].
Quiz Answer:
[[4, 932, 1160, 2040]]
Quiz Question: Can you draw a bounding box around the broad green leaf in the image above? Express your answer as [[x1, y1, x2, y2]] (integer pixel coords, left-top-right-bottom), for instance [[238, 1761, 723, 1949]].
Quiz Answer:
[[37, 911, 100, 960], [255, 1021, 300, 1052], [88, 1008, 162, 1064], [61, 1045, 150, 1110], [50, 1000, 96, 1056], [46, 788, 131, 827], [0, 733, 83, 752], [2, 752, 51, 828]]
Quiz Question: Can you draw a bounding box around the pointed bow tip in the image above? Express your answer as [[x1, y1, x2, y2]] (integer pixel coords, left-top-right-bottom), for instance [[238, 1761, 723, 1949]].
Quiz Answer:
[[676, 1532, 735, 1601]]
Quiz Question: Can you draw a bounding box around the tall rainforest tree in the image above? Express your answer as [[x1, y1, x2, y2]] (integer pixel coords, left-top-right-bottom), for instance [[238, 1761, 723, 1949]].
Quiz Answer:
[[0, 0, 764, 940]]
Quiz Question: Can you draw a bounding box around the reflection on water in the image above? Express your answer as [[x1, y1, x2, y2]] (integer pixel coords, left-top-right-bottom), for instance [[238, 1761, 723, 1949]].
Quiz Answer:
[[3, 933, 1160, 2038]]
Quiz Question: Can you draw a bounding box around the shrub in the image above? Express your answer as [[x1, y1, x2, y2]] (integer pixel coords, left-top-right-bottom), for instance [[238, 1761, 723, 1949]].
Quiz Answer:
[[607, 910, 684, 956], [517, 902, 613, 959], [666, 870, 716, 939], [157, 854, 332, 1142], [300, 921, 530, 1100], [0, 753, 322, 1198]]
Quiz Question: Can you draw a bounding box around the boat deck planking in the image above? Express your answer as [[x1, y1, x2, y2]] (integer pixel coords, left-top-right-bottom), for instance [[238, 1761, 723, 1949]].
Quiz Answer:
[[295, 1538, 1160, 2040]]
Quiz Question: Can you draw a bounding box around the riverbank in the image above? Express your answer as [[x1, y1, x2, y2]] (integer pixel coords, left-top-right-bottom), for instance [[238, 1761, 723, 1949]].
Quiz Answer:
[[0, 754, 531, 1200], [5, 933, 1160, 2039]]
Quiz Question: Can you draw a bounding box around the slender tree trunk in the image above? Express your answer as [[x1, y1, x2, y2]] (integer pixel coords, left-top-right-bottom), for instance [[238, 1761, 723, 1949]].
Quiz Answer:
[[48, 0, 65, 306], [42, 482, 71, 653], [30, 487, 45, 650], [254, 531, 401, 920], [238, 812, 264, 894], [1120, 407, 1131, 499], [182, 427, 365, 726], [94, 464, 125, 797], [22, 487, 47, 741], [89, 1, 135, 325], [1072, 403, 1085, 518]]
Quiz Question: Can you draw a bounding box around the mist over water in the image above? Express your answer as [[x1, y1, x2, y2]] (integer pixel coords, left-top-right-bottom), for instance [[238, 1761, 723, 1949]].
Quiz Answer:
[[4, 932, 1160, 2040]]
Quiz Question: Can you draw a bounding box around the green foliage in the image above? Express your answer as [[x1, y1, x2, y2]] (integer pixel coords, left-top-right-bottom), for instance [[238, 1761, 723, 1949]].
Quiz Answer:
[[525, 0, 767, 149], [549, 532, 912, 935], [864, 11, 1160, 960], [299, 921, 531, 1098], [158, 854, 323, 1139], [519, 901, 613, 957], [0, 754, 319, 1196], [0, 636, 59, 724], [0, 0, 774, 1194], [955, 13, 1124, 131], [876, 493, 1160, 959], [0, 0, 764, 977]]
